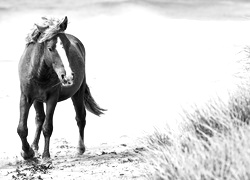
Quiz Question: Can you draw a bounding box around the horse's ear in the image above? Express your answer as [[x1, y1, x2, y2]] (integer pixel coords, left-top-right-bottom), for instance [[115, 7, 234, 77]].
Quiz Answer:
[[59, 16, 68, 31], [35, 24, 48, 33]]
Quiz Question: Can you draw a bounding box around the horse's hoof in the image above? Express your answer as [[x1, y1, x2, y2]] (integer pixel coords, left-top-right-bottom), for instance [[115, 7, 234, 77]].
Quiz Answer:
[[21, 147, 35, 160], [77, 145, 86, 155], [33, 150, 40, 158], [42, 152, 51, 159], [31, 145, 41, 158], [42, 157, 52, 164]]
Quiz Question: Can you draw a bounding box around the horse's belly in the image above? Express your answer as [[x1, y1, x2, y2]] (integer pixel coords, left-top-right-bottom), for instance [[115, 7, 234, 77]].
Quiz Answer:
[[58, 65, 85, 102], [58, 82, 81, 102], [58, 89, 76, 101]]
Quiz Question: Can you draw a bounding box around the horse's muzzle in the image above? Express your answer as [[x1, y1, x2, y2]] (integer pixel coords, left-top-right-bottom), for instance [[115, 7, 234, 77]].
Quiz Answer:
[[61, 72, 74, 87]]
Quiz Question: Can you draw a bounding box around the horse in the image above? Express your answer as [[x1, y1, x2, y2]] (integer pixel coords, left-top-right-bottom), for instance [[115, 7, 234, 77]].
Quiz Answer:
[[17, 16, 105, 160]]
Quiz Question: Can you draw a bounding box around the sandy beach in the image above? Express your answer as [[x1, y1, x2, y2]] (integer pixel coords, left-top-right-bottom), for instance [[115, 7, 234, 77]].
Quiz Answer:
[[1, 0, 250, 179]]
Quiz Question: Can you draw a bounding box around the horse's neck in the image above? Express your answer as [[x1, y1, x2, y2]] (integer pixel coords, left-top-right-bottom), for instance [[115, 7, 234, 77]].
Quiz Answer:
[[29, 43, 50, 80]]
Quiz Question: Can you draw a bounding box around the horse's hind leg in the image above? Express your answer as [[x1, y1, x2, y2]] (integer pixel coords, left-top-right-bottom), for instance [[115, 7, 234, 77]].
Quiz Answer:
[[71, 84, 86, 155], [31, 101, 45, 155], [17, 93, 34, 159]]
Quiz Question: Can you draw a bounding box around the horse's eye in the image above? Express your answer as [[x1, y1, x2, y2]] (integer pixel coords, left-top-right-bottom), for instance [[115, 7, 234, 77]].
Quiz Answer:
[[48, 47, 53, 52]]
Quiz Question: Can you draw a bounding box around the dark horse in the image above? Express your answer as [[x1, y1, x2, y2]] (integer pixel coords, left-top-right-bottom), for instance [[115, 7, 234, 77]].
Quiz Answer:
[[18, 16, 105, 160]]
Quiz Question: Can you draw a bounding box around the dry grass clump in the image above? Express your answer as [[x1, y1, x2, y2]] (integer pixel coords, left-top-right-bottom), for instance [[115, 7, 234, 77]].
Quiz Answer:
[[143, 47, 250, 180], [145, 124, 250, 180]]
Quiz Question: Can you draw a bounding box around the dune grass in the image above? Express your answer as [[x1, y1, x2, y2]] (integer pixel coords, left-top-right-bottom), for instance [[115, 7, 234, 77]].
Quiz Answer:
[[143, 47, 250, 180]]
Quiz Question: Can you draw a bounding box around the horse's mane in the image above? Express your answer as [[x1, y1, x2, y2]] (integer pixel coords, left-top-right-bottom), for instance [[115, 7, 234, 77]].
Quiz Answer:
[[26, 17, 65, 45]]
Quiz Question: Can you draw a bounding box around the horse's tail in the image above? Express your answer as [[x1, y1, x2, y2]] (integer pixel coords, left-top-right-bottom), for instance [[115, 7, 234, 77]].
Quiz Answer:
[[84, 84, 106, 116]]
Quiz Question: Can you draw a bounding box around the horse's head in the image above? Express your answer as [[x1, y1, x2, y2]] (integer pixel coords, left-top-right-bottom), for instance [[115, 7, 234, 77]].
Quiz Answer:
[[35, 16, 74, 87]]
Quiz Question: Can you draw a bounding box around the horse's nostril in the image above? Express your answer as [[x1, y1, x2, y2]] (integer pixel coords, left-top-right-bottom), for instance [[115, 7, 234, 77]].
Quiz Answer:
[[61, 74, 65, 80]]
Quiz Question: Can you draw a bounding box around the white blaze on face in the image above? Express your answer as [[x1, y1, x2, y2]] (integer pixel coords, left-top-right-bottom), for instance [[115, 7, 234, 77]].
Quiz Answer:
[[56, 37, 72, 78]]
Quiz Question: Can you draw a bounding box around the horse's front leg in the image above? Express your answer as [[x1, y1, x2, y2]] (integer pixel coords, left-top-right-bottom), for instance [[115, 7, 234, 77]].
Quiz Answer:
[[17, 93, 34, 159], [42, 93, 59, 159], [31, 101, 45, 156]]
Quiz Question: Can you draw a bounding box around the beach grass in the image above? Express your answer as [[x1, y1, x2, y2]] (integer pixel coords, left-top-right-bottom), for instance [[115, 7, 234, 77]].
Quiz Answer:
[[143, 47, 250, 180]]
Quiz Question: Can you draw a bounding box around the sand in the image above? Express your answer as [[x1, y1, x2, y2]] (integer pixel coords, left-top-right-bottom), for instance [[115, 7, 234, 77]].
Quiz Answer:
[[1, 1, 250, 179]]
